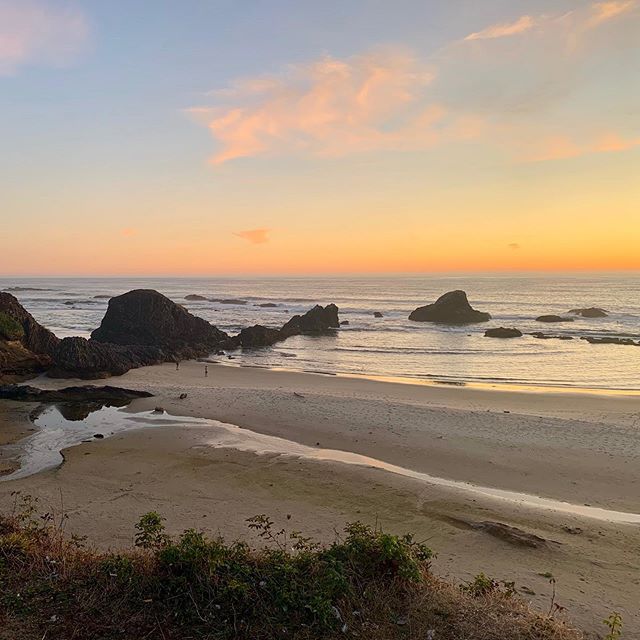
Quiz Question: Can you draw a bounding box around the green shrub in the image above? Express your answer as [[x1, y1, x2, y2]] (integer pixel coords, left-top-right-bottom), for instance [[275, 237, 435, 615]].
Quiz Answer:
[[0, 311, 24, 341]]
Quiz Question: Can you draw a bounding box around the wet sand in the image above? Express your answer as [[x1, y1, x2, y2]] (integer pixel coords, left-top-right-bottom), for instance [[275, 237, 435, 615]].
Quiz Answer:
[[1, 362, 640, 636]]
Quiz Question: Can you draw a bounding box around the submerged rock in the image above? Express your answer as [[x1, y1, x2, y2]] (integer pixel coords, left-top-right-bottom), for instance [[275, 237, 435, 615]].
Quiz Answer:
[[484, 327, 522, 338], [530, 332, 573, 340], [91, 289, 229, 359], [535, 315, 574, 323], [582, 336, 639, 346], [569, 307, 608, 318], [257, 302, 278, 308], [373, 311, 384, 318], [409, 291, 491, 324]]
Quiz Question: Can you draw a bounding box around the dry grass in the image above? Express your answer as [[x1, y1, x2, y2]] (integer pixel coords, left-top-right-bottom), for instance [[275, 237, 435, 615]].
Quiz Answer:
[[0, 499, 583, 640]]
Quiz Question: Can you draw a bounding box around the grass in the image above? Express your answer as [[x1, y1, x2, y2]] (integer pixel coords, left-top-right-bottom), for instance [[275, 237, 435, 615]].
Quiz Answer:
[[0, 496, 584, 640], [0, 311, 24, 341]]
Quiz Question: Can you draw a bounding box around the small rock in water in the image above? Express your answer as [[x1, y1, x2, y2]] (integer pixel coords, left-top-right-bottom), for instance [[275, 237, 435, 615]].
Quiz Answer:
[[179, 393, 187, 399], [153, 406, 165, 414], [93, 433, 105, 439]]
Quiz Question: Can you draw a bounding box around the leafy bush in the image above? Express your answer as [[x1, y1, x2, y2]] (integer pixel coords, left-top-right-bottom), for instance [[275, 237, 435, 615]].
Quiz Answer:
[[0, 311, 24, 341]]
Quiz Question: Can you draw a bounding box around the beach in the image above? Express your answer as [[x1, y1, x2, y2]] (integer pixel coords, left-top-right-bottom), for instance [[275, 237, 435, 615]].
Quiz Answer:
[[1, 362, 639, 636]]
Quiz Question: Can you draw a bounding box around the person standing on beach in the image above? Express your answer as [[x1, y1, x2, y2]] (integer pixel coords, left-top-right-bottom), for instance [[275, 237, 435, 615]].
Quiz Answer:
[[205, 365, 208, 378], [176, 361, 180, 371]]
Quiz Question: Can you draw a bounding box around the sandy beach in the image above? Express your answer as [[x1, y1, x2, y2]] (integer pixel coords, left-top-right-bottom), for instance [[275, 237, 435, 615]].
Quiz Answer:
[[1, 362, 639, 637]]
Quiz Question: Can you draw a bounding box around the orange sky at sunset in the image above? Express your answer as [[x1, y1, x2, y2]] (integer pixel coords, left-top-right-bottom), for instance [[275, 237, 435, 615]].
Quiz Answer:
[[1, 0, 639, 276]]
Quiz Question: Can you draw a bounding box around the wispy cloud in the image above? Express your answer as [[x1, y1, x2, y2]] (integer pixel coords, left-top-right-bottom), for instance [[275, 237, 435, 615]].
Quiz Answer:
[[189, 2, 638, 166], [464, 15, 535, 41], [0, 0, 88, 76], [188, 49, 485, 164], [588, 1, 637, 27], [525, 132, 640, 162], [234, 228, 270, 244]]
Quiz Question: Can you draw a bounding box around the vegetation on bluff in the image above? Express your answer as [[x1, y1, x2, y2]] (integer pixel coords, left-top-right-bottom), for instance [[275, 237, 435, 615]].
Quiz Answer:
[[0, 495, 584, 640]]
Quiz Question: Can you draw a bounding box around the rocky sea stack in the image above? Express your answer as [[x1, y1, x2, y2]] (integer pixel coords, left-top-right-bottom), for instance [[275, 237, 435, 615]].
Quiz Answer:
[[92, 289, 229, 359], [409, 291, 491, 324]]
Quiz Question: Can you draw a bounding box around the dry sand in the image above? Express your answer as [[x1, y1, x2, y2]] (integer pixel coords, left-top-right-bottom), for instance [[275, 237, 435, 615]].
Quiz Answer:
[[1, 361, 639, 637]]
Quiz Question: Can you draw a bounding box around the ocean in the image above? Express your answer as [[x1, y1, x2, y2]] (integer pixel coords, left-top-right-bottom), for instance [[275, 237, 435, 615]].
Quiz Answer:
[[2, 274, 639, 391]]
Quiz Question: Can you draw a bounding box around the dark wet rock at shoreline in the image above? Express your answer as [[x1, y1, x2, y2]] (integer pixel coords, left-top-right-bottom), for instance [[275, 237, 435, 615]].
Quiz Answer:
[[50, 337, 165, 379], [0, 384, 152, 403], [340, 320, 350, 326], [409, 290, 491, 324], [257, 302, 278, 307], [93, 294, 113, 299], [569, 307, 608, 318], [484, 327, 522, 339], [91, 290, 229, 359], [373, 311, 383, 318], [535, 315, 574, 323], [530, 332, 574, 340], [0, 341, 51, 382], [184, 294, 208, 301]]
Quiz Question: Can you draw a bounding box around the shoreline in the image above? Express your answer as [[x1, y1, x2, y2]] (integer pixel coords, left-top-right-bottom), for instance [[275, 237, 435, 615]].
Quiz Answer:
[[1, 362, 640, 635]]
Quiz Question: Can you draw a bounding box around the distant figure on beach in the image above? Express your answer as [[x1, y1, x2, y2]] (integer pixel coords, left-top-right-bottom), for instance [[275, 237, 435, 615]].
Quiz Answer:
[[205, 365, 208, 377], [176, 361, 180, 371]]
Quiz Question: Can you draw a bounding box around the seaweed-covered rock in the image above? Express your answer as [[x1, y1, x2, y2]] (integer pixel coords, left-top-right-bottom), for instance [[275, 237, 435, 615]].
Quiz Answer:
[[0, 384, 152, 403], [409, 291, 490, 324]]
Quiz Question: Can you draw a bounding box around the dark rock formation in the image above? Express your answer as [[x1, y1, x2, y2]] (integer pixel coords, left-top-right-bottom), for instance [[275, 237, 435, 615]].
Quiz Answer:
[[0, 384, 152, 403], [582, 336, 639, 346], [373, 312, 383, 318], [340, 320, 350, 326], [185, 294, 208, 301], [235, 325, 282, 348], [0, 341, 50, 382], [93, 295, 112, 299], [409, 291, 490, 324], [535, 315, 574, 323], [233, 304, 341, 350], [49, 337, 165, 379], [530, 332, 573, 340], [282, 304, 340, 335], [0, 292, 59, 357], [91, 290, 229, 359], [213, 299, 247, 305], [257, 302, 278, 308], [484, 327, 522, 338], [569, 307, 608, 318]]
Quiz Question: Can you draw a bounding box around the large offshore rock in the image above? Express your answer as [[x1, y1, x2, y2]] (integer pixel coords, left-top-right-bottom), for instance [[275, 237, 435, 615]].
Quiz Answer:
[[409, 291, 491, 324]]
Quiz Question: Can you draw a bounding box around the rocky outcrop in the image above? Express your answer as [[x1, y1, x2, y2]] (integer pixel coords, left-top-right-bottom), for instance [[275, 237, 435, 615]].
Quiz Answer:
[[0, 341, 50, 382], [49, 337, 165, 379], [535, 315, 574, 323], [582, 336, 639, 346], [484, 327, 522, 338], [234, 325, 282, 348], [530, 332, 573, 340], [0, 292, 59, 357], [569, 307, 608, 318], [91, 290, 229, 359], [184, 294, 208, 301], [409, 291, 490, 324], [282, 304, 340, 335], [0, 384, 152, 403]]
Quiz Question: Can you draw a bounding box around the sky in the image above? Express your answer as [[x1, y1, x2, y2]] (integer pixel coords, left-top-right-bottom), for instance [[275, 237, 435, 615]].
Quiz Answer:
[[1, 0, 639, 276]]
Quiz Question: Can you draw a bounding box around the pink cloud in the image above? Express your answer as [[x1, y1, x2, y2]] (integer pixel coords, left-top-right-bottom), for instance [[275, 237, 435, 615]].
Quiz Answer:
[[188, 49, 483, 164], [0, 0, 88, 75], [524, 133, 640, 162], [233, 229, 270, 244], [464, 15, 535, 41], [588, 1, 637, 27]]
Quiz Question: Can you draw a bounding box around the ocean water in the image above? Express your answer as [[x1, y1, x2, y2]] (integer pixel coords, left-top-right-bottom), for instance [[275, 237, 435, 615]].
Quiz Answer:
[[2, 275, 639, 391]]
